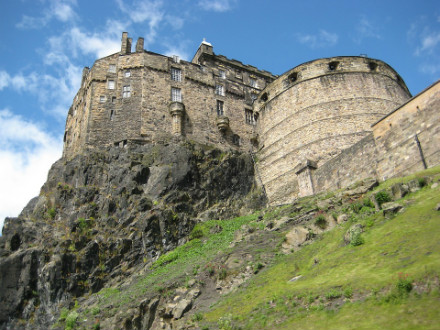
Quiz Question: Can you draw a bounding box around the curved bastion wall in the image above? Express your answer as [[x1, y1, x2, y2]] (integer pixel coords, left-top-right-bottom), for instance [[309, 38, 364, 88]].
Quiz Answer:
[[255, 56, 412, 204]]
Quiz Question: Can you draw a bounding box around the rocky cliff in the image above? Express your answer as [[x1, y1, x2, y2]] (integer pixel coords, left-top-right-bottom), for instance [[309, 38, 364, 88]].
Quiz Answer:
[[0, 141, 261, 329]]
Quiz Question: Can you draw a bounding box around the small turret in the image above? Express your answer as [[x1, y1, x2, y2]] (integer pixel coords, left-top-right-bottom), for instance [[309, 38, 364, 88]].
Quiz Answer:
[[191, 39, 213, 64]]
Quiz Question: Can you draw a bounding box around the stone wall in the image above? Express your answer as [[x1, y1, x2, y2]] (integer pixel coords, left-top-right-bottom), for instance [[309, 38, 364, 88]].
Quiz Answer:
[[255, 56, 411, 204], [373, 80, 440, 180], [312, 134, 378, 193]]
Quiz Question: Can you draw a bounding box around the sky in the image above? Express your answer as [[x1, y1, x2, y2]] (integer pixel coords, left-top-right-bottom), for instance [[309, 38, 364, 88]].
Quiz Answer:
[[0, 0, 439, 231]]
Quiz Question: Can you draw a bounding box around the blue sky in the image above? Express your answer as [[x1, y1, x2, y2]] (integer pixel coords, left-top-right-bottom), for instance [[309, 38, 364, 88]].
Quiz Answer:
[[0, 0, 439, 230]]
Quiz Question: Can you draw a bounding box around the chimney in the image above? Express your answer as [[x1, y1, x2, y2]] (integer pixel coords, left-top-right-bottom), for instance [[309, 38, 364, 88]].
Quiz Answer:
[[121, 32, 128, 55], [136, 37, 144, 53], [127, 38, 132, 54]]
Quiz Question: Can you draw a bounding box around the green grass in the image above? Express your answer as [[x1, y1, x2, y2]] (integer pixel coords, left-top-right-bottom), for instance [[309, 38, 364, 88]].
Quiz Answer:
[[204, 175, 440, 329], [95, 213, 260, 309]]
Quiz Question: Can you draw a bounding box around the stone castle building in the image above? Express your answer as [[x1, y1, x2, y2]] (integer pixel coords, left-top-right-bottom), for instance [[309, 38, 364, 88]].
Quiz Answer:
[[64, 32, 440, 204]]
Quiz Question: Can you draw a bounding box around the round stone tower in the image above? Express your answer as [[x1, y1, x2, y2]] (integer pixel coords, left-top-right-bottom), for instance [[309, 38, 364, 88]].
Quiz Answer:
[[255, 56, 411, 204]]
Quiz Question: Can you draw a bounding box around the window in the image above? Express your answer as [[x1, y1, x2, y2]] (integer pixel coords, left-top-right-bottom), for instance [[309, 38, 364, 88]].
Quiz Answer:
[[125, 70, 131, 77], [215, 85, 224, 96], [171, 87, 182, 102], [100, 96, 106, 103], [171, 67, 181, 82], [245, 109, 255, 125], [109, 64, 116, 73], [122, 85, 131, 98], [250, 78, 257, 88], [108, 80, 115, 89], [219, 69, 226, 79], [251, 93, 258, 103], [173, 55, 180, 63], [110, 110, 115, 121], [216, 100, 224, 116]]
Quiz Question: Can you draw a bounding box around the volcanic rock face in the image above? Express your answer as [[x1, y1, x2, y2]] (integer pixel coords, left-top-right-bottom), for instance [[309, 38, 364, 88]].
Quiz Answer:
[[0, 142, 258, 329]]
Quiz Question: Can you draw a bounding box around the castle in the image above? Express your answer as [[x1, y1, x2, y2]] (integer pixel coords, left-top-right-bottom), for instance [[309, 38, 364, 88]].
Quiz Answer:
[[64, 32, 440, 204]]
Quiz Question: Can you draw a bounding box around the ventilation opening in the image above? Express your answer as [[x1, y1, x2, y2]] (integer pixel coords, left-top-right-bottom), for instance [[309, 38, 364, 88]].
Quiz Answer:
[[288, 72, 298, 83], [328, 61, 339, 71], [368, 62, 378, 71], [261, 93, 268, 102]]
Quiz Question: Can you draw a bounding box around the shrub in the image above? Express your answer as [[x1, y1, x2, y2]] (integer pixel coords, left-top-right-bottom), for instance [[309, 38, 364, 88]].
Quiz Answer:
[[350, 202, 363, 214], [325, 289, 342, 300], [418, 177, 427, 187], [363, 198, 375, 208], [343, 287, 353, 298], [46, 208, 56, 220], [189, 225, 204, 240], [375, 191, 391, 207], [218, 267, 228, 280], [396, 273, 413, 295], [65, 311, 79, 330], [350, 232, 364, 246], [314, 215, 327, 229]]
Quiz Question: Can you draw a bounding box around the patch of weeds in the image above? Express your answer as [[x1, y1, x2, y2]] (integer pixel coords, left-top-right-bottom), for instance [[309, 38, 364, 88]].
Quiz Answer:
[[396, 272, 413, 296], [343, 287, 353, 298], [253, 262, 264, 274], [58, 308, 69, 322], [314, 214, 327, 229], [192, 312, 204, 322], [93, 321, 100, 330], [325, 288, 342, 300], [350, 232, 365, 246], [218, 266, 228, 280], [217, 313, 237, 330], [45, 208, 56, 220], [189, 225, 205, 240], [363, 198, 375, 208], [65, 311, 79, 330], [91, 307, 100, 315], [375, 191, 391, 208], [350, 202, 363, 214]]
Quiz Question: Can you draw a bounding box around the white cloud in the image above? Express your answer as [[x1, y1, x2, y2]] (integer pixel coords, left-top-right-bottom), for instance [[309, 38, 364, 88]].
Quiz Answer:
[[418, 32, 440, 54], [163, 40, 191, 61], [296, 30, 338, 49], [116, 0, 165, 45], [198, 0, 235, 12], [17, 0, 77, 29], [0, 109, 63, 232], [409, 15, 440, 78], [0, 66, 82, 119], [354, 16, 382, 43]]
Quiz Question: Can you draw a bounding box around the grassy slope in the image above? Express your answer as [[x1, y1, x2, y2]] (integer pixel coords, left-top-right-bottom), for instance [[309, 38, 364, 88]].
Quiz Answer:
[[76, 167, 440, 330], [203, 169, 440, 329]]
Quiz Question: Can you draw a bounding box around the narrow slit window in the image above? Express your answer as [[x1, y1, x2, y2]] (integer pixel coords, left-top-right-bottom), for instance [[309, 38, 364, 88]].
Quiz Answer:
[[217, 100, 224, 116]]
